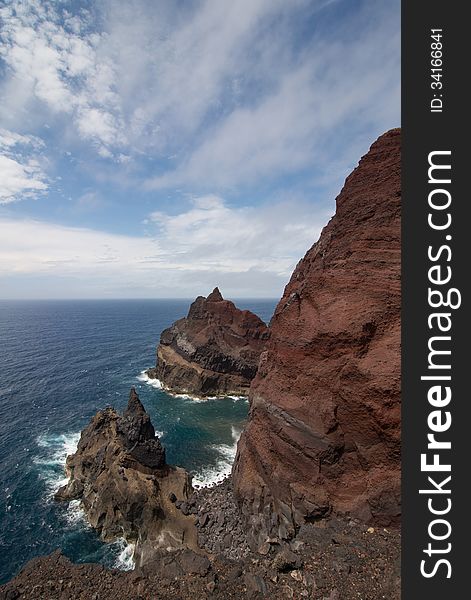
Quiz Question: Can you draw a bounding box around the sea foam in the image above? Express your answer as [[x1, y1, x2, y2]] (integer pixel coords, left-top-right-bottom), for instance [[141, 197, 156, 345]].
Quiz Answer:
[[192, 425, 241, 488], [137, 369, 162, 389], [35, 432, 80, 498], [137, 369, 248, 403], [112, 538, 136, 571]]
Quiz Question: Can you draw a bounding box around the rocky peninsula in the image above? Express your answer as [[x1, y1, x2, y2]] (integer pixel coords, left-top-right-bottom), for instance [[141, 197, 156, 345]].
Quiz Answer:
[[146, 287, 269, 397]]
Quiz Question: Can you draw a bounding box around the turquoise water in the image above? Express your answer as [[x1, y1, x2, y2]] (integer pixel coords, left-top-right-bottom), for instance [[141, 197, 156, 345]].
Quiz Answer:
[[0, 299, 276, 584]]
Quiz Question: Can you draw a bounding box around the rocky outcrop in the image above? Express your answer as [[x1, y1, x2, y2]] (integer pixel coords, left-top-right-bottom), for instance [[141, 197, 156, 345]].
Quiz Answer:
[[233, 129, 401, 542], [55, 388, 197, 566], [147, 287, 269, 397]]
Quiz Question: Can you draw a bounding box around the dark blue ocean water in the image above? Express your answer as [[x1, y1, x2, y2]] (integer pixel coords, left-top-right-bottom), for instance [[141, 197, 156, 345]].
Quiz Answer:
[[0, 299, 276, 584]]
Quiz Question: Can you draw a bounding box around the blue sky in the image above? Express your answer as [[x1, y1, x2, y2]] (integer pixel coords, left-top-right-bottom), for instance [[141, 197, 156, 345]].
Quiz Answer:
[[0, 0, 400, 299]]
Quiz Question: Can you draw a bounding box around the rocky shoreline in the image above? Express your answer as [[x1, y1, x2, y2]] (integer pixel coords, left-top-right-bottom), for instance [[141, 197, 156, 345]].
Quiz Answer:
[[1, 476, 400, 600]]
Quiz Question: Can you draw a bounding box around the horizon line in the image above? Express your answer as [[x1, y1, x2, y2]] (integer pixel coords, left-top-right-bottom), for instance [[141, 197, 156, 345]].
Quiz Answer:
[[0, 296, 280, 302]]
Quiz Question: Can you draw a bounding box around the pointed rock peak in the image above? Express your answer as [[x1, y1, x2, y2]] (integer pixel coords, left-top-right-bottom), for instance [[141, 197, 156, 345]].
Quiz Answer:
[[125, 387, 146, 416], [206, 287, 223, 302]]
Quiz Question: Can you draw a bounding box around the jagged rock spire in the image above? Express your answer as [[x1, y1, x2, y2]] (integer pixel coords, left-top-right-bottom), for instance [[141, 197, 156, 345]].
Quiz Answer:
[[206, 287, 223, 302], [124, 386, 146, 417]]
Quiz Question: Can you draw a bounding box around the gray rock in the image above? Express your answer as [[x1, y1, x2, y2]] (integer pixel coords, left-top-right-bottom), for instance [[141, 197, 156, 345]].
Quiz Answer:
[[140, 554, 183, 580], [258, 542, 270, 555], [323, 590, 340, 600], [290, 570, 303, 582], [272, 548, 302, 572], [243, 573, 267, 599], [226, 566, 242, 582], [178, 550, 211, 576], [199, 513, 209, 527]]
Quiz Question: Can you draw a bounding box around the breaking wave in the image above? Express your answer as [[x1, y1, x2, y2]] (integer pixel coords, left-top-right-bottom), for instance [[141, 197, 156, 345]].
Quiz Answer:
[[137, 369, 162, 388], [112, 538, 136, 571], [35, 432, 80, 498], [192, 426, 241, 488], [137, 369, 248, 403]]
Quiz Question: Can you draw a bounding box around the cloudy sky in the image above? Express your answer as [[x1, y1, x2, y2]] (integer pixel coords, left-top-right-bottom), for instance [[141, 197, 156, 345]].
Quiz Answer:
[[0, 0, 400, 299]]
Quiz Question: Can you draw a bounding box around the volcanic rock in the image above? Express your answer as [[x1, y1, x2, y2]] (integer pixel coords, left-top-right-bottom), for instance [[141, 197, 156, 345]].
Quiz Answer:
[[2, 478, 401, 599], [272, 548, 302, 572], [55, 388, 197, 566], [233, 129, 401, 542], [147, 287, 269, 396]]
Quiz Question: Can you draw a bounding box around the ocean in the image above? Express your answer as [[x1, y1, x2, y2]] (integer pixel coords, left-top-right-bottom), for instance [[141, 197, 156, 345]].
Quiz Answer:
[[0, 298, 276, 584]]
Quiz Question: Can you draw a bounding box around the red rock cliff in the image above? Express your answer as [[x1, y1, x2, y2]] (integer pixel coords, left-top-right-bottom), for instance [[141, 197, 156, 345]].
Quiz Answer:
[[233, 129, 401, 541]]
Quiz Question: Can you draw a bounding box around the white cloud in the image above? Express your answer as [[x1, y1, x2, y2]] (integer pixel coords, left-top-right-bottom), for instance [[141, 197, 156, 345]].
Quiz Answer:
[[149, 194, 327, 275], [0, 217, 158, 275], [0, 1, 122, 156], [0, 196, 329, 297], [76, 107, 125, 148], [0, 155, 47, 204], [0, 128, 48, 204], [0, 0, 399, 176], [146, 21, 400, 190], [0, 129, 44, 150], [73, 191, 107, 213], [105, 0, 309, 139], [3, 0, 292, 157]]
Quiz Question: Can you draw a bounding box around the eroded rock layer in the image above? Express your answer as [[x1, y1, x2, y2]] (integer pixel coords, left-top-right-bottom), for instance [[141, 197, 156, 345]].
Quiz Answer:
[[233, 129, 401, 542], [147, 287, 269, 396], [55, 388, 197, 566]]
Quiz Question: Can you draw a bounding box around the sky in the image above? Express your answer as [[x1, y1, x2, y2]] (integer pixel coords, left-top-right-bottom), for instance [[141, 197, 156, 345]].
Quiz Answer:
[[0, 0, 400, 299]]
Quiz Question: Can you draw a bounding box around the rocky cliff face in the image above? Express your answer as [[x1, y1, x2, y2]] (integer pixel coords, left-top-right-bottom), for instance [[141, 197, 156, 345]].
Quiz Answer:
[[233, 129, 401, 542], [55, 388, 197, 566], [147, 287, 269, 397]]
